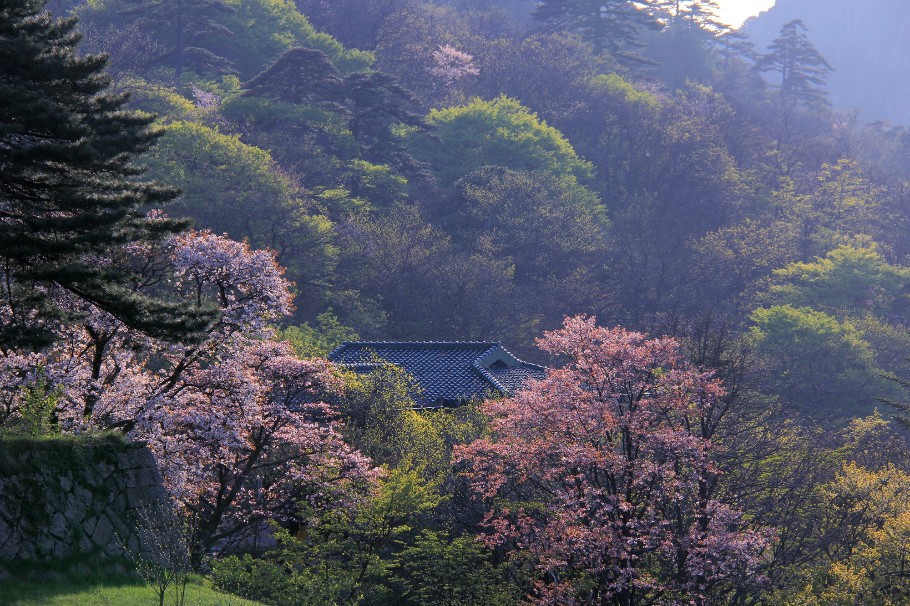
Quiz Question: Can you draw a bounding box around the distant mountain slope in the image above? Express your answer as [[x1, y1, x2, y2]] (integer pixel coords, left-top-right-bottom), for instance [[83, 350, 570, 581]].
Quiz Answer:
[[744, 0, 910, 126]]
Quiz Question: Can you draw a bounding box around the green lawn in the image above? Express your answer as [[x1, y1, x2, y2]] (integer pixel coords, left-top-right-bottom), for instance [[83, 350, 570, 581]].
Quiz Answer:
[[0, 560, 266, 606], [0, 578, 267, 606]]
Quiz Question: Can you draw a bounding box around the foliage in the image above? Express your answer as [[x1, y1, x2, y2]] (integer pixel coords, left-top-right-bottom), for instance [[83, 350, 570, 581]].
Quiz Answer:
[[213, 0, 372, 78], [212, 464, 444, 605], [9, 1, 910, 603], [336, 362, 449, 476], [1, 371, 61, 436], [145, 120, 339, 315], [79, 0, 371, 81], [532, 0, 662, 58], [279, 311, 359, 358], [769, 244, 910, 320], [407, 95, 592, 189], [749, 305, 885, 415], [457, 315, 771, 605], [754, 19, 833, 109], [781, 461, 910, 606], [0, 0, 212, 349], [0, 227, 379, 569], [393, 530, 517, 606]]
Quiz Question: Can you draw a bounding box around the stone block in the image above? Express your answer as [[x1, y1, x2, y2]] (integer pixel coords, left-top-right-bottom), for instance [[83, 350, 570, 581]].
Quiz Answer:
[[0, 521, 20, 560], [18, 539, 34, 560], [83, 466, 102, 489], [91, 515, 113, 547], [127, 533, 139, 555], [105, 507, 130, 543], [64, 500, 86, 525], [49, 512, 68, 539], [103, 539, 126, 558], [83, 516, 97, 537], [78, 535, 93, 553], [58, 475, 72, 493], [72, 485, 92, 508], [37, 535, 54, 557], [125, 487, 146, 510], [96, 461, 115, 481], [53, 538, 68, 559]]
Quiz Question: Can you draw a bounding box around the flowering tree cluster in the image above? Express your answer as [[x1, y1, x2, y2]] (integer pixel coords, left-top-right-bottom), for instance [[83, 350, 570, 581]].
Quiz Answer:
[[0, 222, 378, 567], [429, 44, 479, 86], [456, 315, 772, 606]]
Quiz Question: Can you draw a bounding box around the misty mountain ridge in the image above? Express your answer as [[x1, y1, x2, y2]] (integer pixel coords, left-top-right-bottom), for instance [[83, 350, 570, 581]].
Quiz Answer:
[[744, 0, 910, 126]]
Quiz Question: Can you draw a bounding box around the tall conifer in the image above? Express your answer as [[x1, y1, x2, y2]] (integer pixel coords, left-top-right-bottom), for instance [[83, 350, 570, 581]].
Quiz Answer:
[[755, 19, 833, 108], [0, 0, 213, 349]]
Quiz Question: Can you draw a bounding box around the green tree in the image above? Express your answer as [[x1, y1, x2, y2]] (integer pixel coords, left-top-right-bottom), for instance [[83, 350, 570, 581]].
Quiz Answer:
[[446, 166, 607, 331], [214, 0, 372, 78], [773, 160, 884, 261], [214, 464, 446, 605], [749, 305, 883, 415], [0, 0, 211, 349], [754, 19, 833, 109], [394, 530, 517, 606], [239, 48, 427, 197], [769, 244, 910, 320], [338, 362, 448, 476], [532, 0, 661, 58], [279, 310, 359, 358], [79, 0, 372, 81], [407, 95, 592, 190], [113, 0, 235, 81], [145, 121, 338, 318], [293, 0, 417, 52]]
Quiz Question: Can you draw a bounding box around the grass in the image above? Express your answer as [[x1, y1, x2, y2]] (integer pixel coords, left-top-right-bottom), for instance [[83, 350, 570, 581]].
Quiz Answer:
[[0, 558, 267, 606]]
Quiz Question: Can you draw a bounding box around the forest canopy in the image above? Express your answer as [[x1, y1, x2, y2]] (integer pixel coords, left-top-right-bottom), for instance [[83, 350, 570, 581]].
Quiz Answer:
[[4, 0, 910, 604]]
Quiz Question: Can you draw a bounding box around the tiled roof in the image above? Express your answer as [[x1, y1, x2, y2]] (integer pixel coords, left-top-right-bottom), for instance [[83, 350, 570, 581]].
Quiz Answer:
[[327, 341, 546, 408]]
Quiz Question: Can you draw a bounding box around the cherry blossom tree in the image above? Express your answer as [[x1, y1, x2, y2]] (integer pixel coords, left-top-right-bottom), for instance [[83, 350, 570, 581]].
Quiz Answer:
[[429, 44, 480, 87], [456, 315, 772, 606], [0, 223, 379, 568]]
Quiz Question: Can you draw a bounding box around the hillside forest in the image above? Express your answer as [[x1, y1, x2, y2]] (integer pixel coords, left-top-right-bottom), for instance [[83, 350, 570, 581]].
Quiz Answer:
[[3, 0, 910, 604]]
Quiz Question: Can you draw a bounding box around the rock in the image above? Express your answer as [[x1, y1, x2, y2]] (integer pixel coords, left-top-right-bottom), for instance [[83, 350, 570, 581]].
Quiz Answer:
[[53, 538, 68, 559], [83, 516, 97, 537], [72, 485, 92, 508], [58, 475, 72, 493], [91, 515, 113, 547], [105, 507, 130, 543], [78, 535, 94, 553], [49, 512, 68, 539], [125, 487, 146, 509], [0, 521, 20, 560], [96, 461, 115, 481], [64, 501, 86, 525]]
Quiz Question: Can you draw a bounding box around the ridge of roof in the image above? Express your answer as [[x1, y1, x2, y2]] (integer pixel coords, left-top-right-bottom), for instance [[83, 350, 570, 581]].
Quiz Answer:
[[326, 341, 546, 406], [328, 341, 500, 361], [332, 340, 501, 348]]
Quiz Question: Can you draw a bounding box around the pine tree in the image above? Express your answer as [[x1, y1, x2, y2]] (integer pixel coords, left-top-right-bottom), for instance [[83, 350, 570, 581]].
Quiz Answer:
[[121, 0, 234, 81], [879, 364, 910, 431], [532, 0, 661, 58], [754, 19, 833, 108], [0, 0, 213, 349]]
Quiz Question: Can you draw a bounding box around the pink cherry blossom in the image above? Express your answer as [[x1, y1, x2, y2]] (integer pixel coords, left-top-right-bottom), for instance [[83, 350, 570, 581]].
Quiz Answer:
[[455, 315, 772, 605]]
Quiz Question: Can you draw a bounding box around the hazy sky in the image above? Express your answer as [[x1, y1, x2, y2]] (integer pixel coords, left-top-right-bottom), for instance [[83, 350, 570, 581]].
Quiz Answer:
[[714, 0, 776, 27]]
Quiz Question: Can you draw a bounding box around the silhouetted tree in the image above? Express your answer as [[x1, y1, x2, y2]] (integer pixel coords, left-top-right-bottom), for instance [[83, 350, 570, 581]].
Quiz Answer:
[[755, 19, 833, 109], [120, 0, 234, 80], [532, 0, 662, 58]]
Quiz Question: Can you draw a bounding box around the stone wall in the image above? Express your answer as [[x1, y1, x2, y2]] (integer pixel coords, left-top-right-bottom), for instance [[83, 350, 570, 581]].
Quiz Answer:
[[0, 435, 172, 563]]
